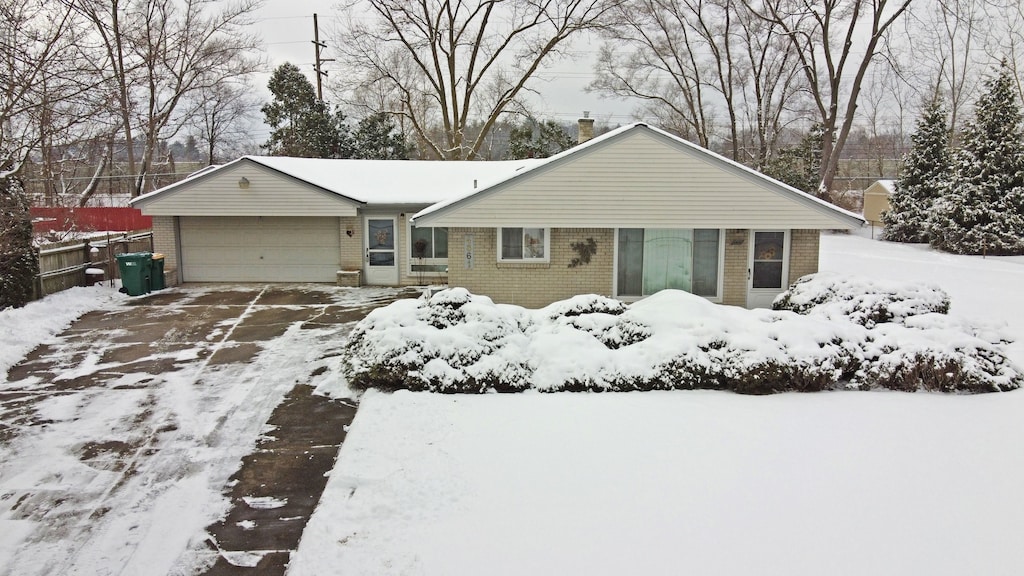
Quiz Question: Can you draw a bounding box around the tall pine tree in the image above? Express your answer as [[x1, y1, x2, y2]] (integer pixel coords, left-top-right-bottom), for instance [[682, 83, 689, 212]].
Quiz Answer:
[[351, 113, 410, 160], [929, 63, 1024, 255], [261, 63, 352, 158], [0, 176, 39, 309], [882, 100, 951, 243], [506, 120, 575, 159]]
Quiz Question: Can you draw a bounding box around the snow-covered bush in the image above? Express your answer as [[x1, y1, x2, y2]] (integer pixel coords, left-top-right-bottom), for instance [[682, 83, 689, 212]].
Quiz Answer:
[[772, 272, 949, 327], [343, 287, 1021, 395]]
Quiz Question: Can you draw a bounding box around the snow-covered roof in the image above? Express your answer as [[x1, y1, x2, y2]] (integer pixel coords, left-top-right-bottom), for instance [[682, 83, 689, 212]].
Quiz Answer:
[[131, 156, 542, 208], [871, 179, 897, 194], [248, 156, 541, 205]]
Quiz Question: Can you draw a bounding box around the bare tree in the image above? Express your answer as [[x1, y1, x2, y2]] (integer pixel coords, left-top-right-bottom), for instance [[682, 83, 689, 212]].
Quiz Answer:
[[589, 1, 720, 150], [744, 0, 914, 195], [0, 1, 80, 178], [333, 0, 621, 160], [590, 0, 803, 166], [899, 0, 992, 138], [76, 0, 263, 196], [192, 80, 259, 165]]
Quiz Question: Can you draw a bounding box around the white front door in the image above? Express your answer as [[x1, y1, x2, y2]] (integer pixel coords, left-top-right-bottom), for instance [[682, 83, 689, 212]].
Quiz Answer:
[[364, 217, 399, 285], [746, 230, 790, 308]]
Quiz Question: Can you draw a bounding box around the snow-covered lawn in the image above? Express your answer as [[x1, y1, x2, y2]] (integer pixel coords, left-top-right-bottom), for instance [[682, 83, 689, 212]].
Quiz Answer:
[[292, 232, 1024, 576]]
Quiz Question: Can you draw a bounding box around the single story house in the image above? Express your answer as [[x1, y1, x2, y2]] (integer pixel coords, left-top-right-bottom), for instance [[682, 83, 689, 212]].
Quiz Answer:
[[862, 179, 895, 227], [131, 122, 863, 308]]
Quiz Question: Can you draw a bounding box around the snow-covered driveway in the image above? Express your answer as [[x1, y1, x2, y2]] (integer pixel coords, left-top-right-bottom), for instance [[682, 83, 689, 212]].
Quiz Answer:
[[0, 284, 412, 576]]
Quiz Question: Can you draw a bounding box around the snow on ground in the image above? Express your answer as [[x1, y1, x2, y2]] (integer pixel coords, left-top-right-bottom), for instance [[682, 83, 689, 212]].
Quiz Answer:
[[292, 233, 1024, 576], [0, 284, 124, 378], [0, 284, 405, 576]]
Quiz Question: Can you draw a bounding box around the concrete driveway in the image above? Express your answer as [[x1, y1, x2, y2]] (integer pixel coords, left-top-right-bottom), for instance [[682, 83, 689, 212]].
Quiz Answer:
[[0, 284, 416, 576]]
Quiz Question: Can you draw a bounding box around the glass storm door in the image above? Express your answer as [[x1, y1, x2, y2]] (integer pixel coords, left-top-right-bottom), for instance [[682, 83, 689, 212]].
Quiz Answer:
[[747, 230, 788, 308], [364, 217, 398, 285]]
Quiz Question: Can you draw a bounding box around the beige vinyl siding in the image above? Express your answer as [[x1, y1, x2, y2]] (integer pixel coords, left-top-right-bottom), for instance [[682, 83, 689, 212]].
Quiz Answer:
[[180, 216, 340, 282], [417, 130, 853, 230], [136, 162, 359, 217]]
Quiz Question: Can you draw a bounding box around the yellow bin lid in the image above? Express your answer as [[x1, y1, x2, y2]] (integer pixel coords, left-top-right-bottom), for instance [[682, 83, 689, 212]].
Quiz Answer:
[[152, 253, 165, 260]]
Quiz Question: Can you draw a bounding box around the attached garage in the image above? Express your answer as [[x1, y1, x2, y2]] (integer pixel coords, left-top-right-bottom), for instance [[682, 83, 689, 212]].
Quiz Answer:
[[179, 216, 340, 282], [131, 157, 363, 285]]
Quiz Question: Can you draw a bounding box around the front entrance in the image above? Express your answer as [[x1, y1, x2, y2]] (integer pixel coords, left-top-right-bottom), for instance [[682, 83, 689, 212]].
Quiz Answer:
[[746, 230, 789, 308], [364, 217, 399, 285]]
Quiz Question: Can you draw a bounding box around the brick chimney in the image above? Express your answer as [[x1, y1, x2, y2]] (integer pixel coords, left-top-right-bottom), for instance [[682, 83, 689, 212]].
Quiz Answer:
[[578, 111, 595, 144]]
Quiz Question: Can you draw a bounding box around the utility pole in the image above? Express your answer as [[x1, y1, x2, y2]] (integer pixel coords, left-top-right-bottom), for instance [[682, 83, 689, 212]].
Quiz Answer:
[[312, 13, 334, 101]]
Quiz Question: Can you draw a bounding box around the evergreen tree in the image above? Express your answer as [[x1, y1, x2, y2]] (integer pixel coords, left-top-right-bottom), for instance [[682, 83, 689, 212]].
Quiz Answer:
[[762, 124, 823, 195], [929, 63, 1024, 255], [0, 176, 39, 309], [506, 119, 575, 159], [261, 63, 352, 158], [351, 113, 410, 160], [882, 100, 951, 243]]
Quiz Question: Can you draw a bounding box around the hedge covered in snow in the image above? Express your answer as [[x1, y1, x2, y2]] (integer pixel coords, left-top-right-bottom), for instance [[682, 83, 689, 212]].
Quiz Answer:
[[772, 272, 950, 327], [342, 282, 1021, 395]]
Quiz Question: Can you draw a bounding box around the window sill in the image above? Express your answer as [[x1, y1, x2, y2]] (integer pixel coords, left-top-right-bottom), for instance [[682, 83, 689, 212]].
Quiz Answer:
[[496, 261, 551, 269]]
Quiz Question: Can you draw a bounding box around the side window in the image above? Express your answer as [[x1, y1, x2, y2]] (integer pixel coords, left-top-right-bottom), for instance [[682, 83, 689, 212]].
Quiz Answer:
[[410, 225, 448, 272], [499, 227, 548, 261]]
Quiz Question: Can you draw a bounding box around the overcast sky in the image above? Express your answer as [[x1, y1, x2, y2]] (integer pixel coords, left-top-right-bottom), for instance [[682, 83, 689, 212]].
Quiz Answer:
[[250, 0, 637, 138]]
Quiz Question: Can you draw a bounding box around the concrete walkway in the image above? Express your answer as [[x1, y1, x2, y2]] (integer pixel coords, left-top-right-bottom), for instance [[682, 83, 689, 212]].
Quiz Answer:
[[0, 284, 416, 576]]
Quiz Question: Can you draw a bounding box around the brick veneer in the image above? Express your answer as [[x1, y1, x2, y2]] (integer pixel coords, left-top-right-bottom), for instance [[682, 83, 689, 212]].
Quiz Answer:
[[447, 227, 822, 309], [722, 229, 749, 306], [787, 229, 820, 285], [151, 215, 179, 286], [339, 216, 362, 271], [447, 228, 614, 308]]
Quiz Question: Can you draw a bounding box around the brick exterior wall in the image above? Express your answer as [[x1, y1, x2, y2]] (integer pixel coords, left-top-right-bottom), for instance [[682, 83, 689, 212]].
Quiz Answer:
[[787, 229, 820, 285], [448, 227, 614, 308], [151, 215, 179, 286], [339, 216, 362, 271], [722, 228, 749, 307]]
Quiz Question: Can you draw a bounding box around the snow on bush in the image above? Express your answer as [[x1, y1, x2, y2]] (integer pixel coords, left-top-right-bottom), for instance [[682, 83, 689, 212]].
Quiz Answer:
[[343, 285, 1021, 395], [772, 272, 950, 327]]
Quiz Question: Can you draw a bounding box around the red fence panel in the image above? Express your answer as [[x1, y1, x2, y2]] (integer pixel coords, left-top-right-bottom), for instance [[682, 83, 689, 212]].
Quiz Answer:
[[31, 207, 152, 234]]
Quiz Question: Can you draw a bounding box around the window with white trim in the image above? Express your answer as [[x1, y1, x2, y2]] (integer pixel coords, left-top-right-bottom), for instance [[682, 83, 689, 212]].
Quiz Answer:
[[410, 225, 448, 272], [616, 228, 722, 298], [498, 227, 549, 261]]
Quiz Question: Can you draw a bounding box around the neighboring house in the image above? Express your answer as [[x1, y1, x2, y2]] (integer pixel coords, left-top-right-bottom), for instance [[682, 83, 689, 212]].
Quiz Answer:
[[862, 179, 895, 227], [131, 122, 864, 308]]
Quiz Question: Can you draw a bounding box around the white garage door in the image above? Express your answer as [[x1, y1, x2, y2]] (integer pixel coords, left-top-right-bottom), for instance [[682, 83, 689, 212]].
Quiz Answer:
[[180, 216, 340, 282]]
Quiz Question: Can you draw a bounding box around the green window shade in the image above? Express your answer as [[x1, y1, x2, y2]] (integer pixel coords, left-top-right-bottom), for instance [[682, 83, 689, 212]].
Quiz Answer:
[[642, 229, 692, 295], [617, 229, 644, 296], [692, 229, 720, 297]]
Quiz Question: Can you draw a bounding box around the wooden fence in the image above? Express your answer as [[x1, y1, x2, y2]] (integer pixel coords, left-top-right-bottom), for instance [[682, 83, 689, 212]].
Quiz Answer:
[[34, 231, 153, 300]]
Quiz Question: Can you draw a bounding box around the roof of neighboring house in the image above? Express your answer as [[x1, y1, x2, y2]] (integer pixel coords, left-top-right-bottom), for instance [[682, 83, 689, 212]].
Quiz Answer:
[[412, 123, 866, 229], [131, 155, 541, 208]]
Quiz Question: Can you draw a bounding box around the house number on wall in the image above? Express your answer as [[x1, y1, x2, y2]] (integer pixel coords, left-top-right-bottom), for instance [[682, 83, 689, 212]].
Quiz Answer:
[[464, 234, 474, 269]]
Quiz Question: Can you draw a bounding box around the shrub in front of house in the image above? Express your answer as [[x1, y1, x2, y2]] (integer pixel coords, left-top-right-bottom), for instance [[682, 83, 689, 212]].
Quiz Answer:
[[772, 272, 950, 327], [342, 286, 1021, 395]]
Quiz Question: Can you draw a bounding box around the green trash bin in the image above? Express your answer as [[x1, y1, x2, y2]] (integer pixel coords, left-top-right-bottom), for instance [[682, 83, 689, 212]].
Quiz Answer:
[[150, 253, 166, 290], [116, 252, 153, 296]]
